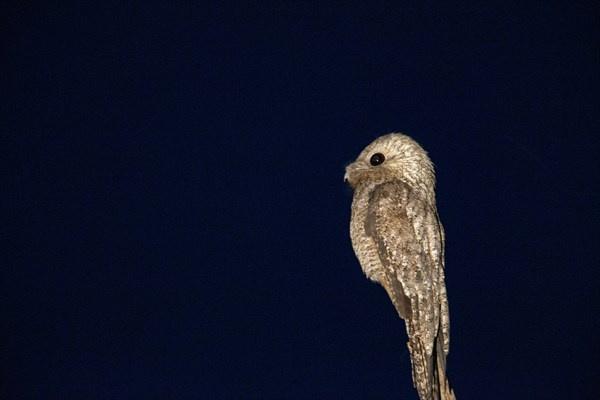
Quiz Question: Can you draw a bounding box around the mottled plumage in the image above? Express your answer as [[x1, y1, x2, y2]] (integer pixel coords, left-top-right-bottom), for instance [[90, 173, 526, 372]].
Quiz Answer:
[[345, 133, 455, 400]]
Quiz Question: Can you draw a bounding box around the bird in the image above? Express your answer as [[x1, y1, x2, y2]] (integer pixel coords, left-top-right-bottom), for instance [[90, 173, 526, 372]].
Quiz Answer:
[[345, 133, 456, 400]]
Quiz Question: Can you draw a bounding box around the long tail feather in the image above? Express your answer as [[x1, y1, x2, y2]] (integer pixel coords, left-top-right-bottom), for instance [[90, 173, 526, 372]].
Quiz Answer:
[[408, 329, 456, 400]]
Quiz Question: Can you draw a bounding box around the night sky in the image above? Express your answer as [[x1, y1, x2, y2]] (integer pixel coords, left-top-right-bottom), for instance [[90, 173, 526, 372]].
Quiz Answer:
[[2, 2, 599, 399]]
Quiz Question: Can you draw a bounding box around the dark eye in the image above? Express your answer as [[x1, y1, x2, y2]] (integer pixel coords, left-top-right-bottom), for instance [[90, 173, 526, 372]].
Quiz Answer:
[[370, 153, 385, 166]]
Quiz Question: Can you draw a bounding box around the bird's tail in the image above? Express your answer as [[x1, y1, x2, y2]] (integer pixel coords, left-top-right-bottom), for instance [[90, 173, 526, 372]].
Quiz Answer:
[[408, 330, 456, 400], [432, 332, 456, 400]]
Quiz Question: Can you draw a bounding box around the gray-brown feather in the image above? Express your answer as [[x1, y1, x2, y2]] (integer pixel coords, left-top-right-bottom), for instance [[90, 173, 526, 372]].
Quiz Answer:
[[365, 181, 440, 400], [346, 133, 455, 400]]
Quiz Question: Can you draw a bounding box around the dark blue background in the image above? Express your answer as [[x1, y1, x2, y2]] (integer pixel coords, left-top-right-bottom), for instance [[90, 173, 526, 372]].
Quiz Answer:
[[2, 2, 599, 399]]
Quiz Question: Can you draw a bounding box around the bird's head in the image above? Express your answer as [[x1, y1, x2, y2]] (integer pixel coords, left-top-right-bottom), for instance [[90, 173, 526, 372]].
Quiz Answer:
[[344, 133, 436, 199]]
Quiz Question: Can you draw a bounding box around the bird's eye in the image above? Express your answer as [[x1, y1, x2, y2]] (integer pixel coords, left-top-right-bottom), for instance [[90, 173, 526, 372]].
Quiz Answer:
[[370, 153, 385, 166]]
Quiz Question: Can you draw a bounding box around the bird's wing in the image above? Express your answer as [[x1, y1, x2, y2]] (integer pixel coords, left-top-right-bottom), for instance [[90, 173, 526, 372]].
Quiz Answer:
[[365, 180, 448, 399]]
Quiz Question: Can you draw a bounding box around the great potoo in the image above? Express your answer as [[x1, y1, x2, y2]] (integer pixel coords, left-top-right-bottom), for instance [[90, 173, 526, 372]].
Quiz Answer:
[[345, 133, 456, 400]]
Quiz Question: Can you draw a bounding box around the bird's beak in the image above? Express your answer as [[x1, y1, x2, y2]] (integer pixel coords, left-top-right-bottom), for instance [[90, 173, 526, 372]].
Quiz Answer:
[[344, 162, 360, 187], [344, 163, 354, 183]]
